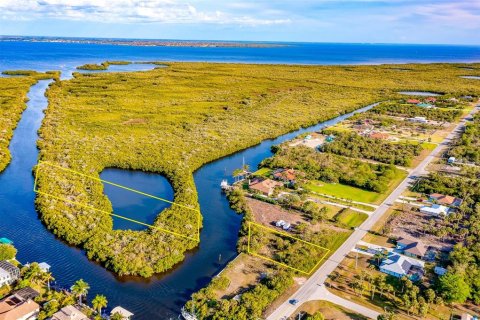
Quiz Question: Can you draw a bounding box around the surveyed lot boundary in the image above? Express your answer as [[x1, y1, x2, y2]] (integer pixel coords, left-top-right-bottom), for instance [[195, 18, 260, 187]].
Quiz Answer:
[[34, 161, 201, 242], [247, 221, 330, 275]]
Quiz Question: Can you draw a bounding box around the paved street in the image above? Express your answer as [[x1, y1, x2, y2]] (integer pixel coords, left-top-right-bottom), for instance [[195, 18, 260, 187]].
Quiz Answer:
[[267, 106, 477, 320]]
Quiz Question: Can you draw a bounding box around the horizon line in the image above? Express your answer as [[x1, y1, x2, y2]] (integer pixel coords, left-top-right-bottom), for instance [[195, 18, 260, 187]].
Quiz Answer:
[[2, 34, 480, 47]]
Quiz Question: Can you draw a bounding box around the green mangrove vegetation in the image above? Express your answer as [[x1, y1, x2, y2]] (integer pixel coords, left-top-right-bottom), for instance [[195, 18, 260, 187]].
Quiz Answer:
[[0, 71, 57, 172], [321, 130, 423, 166], [449, 114, 480, 164], [76, 60, 132, 70], [35, 62, 480, 277]]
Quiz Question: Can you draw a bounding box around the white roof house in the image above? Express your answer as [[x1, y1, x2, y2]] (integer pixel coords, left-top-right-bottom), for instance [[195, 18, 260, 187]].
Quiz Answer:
[[420, 204, 450, 217], [38, 262, 51, 273], [379, 252, 425, 280], [52, 305, 89, 320], [0, 268, 12, 287], [111, 306, 134, 319]]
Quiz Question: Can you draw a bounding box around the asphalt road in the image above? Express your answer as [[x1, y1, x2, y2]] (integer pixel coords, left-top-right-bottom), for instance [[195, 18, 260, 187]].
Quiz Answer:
[[267, 107, 476, 320]]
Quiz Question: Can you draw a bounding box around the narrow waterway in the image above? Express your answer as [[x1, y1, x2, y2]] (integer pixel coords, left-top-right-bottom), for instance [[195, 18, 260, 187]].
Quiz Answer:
[[0, 68, 378, 319]]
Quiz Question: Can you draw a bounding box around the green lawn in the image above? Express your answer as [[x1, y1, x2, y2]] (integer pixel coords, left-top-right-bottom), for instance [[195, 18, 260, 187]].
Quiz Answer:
[[306, 181, 381, 204], [306, 168, 407, 205], [334, 209, 369, 228], [252, 167, 271, 177]]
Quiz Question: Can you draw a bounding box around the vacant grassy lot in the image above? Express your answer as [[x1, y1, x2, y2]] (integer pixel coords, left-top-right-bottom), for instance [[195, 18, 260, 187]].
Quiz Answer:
[[293, 300, 368, 320], [306, 181, 381, 204], [0, 71, 57, 172], [334, 209, 369, 228], [36, 62, 480, 276]]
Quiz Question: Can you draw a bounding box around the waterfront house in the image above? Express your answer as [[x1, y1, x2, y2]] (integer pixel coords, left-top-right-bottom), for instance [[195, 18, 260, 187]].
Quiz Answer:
[[111, 306, 134, 319], [420, 204, 450, 217], [14, 287, 40, 301], [38, 262, 51, 273], [379, 252, 424, 280], [407, 99, 421, 104], [52, 305, 89, 320], [429, 193, 463, 207], [273, 168, 296, 184], [249, 178, 282, 196], [0, 294, 40, 320], [396, 237, 427, 260], [0, 261, 20, 286]]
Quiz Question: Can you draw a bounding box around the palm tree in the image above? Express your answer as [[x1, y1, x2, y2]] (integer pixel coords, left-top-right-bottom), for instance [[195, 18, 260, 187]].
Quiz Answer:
[[71, 279, 90, 305], [92, 294, 108, 316], [42, 272, 55, 291]]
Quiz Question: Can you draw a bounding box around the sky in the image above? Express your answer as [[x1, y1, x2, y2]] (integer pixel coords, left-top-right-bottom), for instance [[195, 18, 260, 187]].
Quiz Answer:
[[0, 0, 479, 44]]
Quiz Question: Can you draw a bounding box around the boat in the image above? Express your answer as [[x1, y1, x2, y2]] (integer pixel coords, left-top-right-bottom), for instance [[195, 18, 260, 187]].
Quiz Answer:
[[181, 307, 198, 320]]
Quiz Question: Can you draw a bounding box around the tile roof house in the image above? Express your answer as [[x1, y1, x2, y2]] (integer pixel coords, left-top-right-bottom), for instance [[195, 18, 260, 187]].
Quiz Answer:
[[52, 305, 89, 320], [368, 132, 390, 140], [273, 168, 296, 183], [396, 237, 427, 260], [111, 306, 134, 319], [425, 97, 437, 103], [379, 252, 425, 280], [429, 193, 463, 207], [420, 204, 450, 217], [0, 293, 40, 320], [407, 99, 421, 104], [0, 261, 20, 287], [249, 178, 282, 196]]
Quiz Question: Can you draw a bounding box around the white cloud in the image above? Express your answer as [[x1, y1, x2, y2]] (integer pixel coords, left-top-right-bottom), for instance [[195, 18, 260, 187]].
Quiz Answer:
[[0, 0, 290, 25]]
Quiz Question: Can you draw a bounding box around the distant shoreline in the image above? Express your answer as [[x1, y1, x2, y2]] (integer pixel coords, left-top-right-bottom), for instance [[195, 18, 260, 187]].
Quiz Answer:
[[0, 36, 286, 48]]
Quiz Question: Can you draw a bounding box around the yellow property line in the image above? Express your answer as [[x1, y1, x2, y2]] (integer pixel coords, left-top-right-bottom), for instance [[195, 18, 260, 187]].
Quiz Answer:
[[247, 222, 330, 275], [33, 161, 200, 242]]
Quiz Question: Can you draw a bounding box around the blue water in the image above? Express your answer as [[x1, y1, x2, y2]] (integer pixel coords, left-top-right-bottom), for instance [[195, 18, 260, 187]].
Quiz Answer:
[[100, 169, 174, 230], [0, 40, 479, 319], [1, 41, 480, 75]]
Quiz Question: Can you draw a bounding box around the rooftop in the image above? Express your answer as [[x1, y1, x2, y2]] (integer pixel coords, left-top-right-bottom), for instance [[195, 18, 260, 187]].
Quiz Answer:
[[52, 305, 89, 320]]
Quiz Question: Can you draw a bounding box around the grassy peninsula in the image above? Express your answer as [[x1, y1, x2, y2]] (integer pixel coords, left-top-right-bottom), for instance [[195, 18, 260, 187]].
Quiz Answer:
[[36, 62, 480, 277], [0, 71, 58, 172]]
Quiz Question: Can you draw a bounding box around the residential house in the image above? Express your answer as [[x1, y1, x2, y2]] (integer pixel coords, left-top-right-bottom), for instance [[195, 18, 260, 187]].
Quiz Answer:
[[0, 261, 20, 287], [249, 178, 282, 196], [407, 99, 421, 104], [408, 116, 428, 123], [14, 287, 40, 301], [420, 204, 450, 217], [0, 293, 40, 320], [38, 262, 51, 273], [368, 132, 390, 140], [273, 168, 296, 184], [396, 237, 427, 260], [448, 156, 456, 164], [52, 305, 89, 320], [110, 306, 134, 320], [429, 193, 463, 207], [425, 97, 437, 103], [379, 252, 425, 280]]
